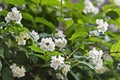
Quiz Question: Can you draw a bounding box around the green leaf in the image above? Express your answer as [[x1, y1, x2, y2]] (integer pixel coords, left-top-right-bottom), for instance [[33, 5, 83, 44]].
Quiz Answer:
[[41, 0, 59, 6], [2, 0, 26, 6], [0, 46, 4, 58], [70, 31, 88, 41], [28, 41, 44, 54], [30, 0, 40, 4], [78, 61, 94, 69], [0, 61, 2, 71], [0, 10, 8, 16], [64, 19, 74, 28], [2, 67, 14, 80], [110, 40, 120, 61], [2, 26, 29, 34], [106, 10, 119, 20], [22, 12, 34, 21], [35, 17, 55, 30]]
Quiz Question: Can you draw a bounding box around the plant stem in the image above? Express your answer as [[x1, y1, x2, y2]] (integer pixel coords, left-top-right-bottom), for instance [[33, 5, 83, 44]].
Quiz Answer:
[[68, 47, 79, 58]]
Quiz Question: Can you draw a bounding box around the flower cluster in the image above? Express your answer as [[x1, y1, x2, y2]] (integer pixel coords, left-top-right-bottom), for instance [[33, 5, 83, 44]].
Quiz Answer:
[[88, 47, 107, 73], [50, 55, 71, 76], [55, 31, 67, 48], [16, 31, 30, 45], [39, 37, 55, 51], [83, 0, 99, 15], [10, 63, 26, 78], [96, 19, 109, 33], [39, 30, 67, 51], [5, 7, 22, 25], [89, 19, 109, 36]]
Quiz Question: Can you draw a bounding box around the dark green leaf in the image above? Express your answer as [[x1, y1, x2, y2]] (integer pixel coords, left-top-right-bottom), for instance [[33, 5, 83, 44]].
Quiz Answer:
[[106, 10, 119, 20], [0, 46, 4, 58], [2, 67, 14, 80], [0, 61, 2, 71], [35, 17, 55, 30]]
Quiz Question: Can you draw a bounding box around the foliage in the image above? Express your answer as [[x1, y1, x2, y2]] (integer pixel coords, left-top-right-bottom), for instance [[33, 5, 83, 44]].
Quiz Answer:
[[0, 0, 120, 80]]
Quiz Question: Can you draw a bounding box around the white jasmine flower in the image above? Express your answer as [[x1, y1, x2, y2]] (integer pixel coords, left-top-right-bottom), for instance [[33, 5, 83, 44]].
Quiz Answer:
[[83, 0, 99, 14], [16, 37, 26, 45], [55, 31, 65, 38], [5, 7, 22, 24], [104, 35, 110, 42], [16, 32, 30, 45], [95, 0, 105, 6], [89, 30, 100, 36], [92, 59, 103, 68], [56, 73, 64, 80], [10, 63, 26, 78], [88, 48, 106, 73], [88, 47, 104, 59], [59, 64, 71, 76], [95, 66, 108, 74], [30, 30, 39, 42], [50, 55, 64, 70], [40, 37, 55, 51], [0, 6, 3, 12], [55, 38, 67, 48], [114, 0, 120, 6], [96, 19, 109, 33]]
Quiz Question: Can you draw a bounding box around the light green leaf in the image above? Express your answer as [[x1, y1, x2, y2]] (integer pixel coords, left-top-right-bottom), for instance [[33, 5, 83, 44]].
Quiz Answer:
[[22, 12, 34, 21], [28, 41, 44, 54], [2, 26, 29, 34], [41, 0, 59, 6], [70, 32, 88, 41], [65, 19, 74, 28], [110, 40, 120, 61], [30, 0, 40, 4], [2, 0, 26, 6]]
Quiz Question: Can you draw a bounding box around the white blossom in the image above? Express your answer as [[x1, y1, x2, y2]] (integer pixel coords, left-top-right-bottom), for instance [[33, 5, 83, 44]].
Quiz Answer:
[[89, 30, 100, 36], [83, 0, 99, 15], [55, 38, 67, 48], [5, 7, 22, 24], [50, 55, 64, 70], [88, 47, 104, 60], [40, 37, 55, 51], [88, 48, 107, 73], [56, 73, 64, 80], [30, 30, 39, 42], [59, 64, 71, 76], [55, 31, 65, 38], [0, 6, 3, 12], [95, 0, 105, 6], [114, 0, 120, 6], [96, 19, 109, 33], [104, 35, 111, 42], [95, 66, 108, 74], [16, 32, 30, 45], [10, 63, 26, 78]]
